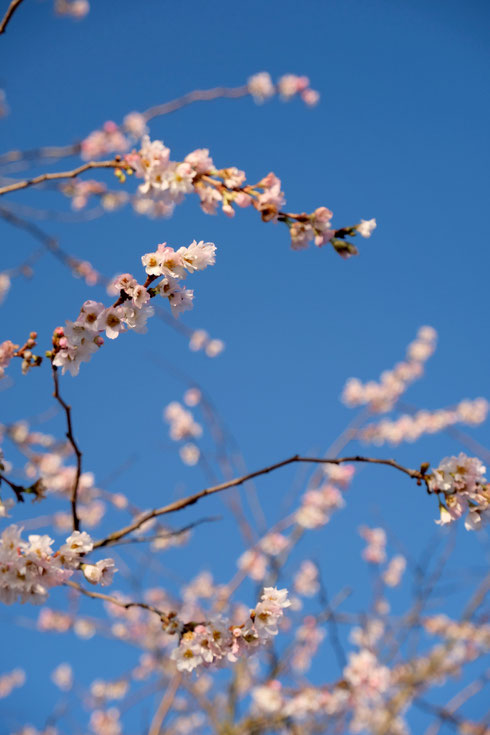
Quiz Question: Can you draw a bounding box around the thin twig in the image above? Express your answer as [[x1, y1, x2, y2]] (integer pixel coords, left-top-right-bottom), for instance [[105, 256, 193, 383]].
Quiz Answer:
[[0, 205, 104, 278], [51, 366, 82, 532], [0, 159, 123, 196], [148, 675, 182, 735], [94, 454, 427, 549], [0, 473, 25, 502], [65, 580, 167, 619], [0, 143, 81, 166], [0, 0, 25, 34], [143, 84, 249, 121], [105, 515, 222, 548]]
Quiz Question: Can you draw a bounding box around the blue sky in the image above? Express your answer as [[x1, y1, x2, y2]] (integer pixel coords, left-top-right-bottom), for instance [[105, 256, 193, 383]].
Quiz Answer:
[[1, 0, 489, 731]]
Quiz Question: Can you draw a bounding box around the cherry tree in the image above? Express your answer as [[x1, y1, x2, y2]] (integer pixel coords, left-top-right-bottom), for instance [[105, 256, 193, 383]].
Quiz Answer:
[[0, 3, 489, 735]]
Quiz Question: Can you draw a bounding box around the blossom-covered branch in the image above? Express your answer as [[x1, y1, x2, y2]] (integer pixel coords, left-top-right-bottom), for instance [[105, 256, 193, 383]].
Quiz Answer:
[[0, 72, 315, 167]]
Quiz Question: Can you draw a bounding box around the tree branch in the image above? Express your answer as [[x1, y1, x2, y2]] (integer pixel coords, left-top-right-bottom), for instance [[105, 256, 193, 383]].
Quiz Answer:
[[148, 675, 182, 735], [65, 580, 167, 620], [52, 365, 82, 532], [0, 0, 25, 34], [94, 454, 427, 549], [0, 159, 124, 196], [143, 84, 249, 121]]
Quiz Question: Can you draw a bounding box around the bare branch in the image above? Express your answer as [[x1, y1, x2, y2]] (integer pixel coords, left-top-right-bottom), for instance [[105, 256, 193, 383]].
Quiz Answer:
[[0, 159, 123, 196], [143, 84, 249, 121], [105, 515, 222, 548], [148, 675, 182, 735], [0, 0, 25, 35], [51, 365, 82, 532], [94, 454, 427, 549], [65, 580, 167, 620]]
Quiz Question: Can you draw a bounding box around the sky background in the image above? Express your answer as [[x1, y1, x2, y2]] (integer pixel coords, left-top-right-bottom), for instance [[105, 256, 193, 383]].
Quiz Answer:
[[1, 0, 489, 732]]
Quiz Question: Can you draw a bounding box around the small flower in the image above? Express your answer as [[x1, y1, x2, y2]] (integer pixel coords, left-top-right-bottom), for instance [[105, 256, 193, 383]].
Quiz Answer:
[[356, 218, 377, 238]]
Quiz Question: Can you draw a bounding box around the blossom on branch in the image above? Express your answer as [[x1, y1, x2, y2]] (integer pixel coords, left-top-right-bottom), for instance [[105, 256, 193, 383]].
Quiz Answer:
[[170, 587, 290, 673], [428, 453, 490, 530], [0, 526, 115, 604]]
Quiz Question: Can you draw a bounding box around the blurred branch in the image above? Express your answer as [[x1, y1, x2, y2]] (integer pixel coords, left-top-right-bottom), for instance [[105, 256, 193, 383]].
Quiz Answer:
[[105, 515, 222, 548], [143, 84, 249, 121], [148, 675, 182, 735], [65, 580, 167, 619]]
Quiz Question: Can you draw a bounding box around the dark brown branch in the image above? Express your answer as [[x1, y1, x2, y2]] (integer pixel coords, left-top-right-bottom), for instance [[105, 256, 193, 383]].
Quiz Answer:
[[0, 473, 25, 502], [0, 159, 124, 196], [52, 365, 82, 531], [0, 0, 25, 34], [94, 454, 426, 549]]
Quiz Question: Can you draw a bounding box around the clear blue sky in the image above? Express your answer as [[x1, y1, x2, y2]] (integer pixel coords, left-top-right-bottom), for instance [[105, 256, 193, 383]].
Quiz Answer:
[[1, 0, 489, 732]]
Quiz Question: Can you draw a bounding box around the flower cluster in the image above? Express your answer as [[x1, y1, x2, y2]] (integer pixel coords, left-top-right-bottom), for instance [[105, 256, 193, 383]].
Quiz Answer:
[[290, 212, 375, 254], [50, 240, 216, 376], [124, 137, 372, 254], [51, 663, 73, 691], [170, 587, 290, 672], [62, 179, 107, 210], [78, 71, 316, 166], [55, 0, 90, 19], [382, 555, 406, 587], [0, 526, 115, 604], [0, 340, 17, 379], [0, 272, 10, 304], [164, 402, 202, 442], [81, 121, 128, 160], [294, 560, 320, 597], [342, 325, 437, 412], [296, 480, 347, 528], [428, 453, 489, 530], [188, 328, 225, 357], [247, 72, 320, 106], [359, 397, 488, 446], [359, 526, 387, 564], [0, 668, 25, 698], [343, 649, 391, 701]]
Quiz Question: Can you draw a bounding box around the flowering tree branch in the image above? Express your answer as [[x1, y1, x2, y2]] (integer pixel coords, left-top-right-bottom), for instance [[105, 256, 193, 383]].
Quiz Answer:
[[94, 454, 428, 549]]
